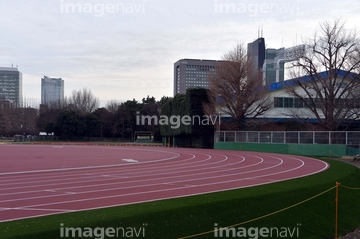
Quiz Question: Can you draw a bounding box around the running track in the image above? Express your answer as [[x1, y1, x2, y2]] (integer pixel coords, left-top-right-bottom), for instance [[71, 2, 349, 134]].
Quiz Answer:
[[0, 144, 329, 222]]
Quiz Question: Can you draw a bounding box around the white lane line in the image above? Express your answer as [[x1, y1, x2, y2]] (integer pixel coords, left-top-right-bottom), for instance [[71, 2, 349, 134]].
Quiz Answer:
[[0, 208, 12, 212], [11, 207, 76, 212], [122, 159, 139, 163]]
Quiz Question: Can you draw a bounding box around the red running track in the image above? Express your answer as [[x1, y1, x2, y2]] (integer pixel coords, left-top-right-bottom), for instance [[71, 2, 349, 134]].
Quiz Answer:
[[0, 144, 329, 222]]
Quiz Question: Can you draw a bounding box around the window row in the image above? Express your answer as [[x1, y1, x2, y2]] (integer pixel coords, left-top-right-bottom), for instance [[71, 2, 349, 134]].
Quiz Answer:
[[274, 97, 360, 108]]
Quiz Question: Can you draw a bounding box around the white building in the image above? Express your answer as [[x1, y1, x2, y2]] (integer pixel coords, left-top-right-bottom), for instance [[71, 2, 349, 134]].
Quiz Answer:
[[260, 70, 360, 121]]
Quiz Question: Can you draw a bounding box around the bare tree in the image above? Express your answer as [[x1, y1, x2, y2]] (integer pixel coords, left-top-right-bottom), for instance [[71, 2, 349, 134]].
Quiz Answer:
[[105, 100, 121, 114], [67, 88, 100, 114], [105, 100, 121, 137], [287, 19, 360, 130], [206, 43, 272, 128]]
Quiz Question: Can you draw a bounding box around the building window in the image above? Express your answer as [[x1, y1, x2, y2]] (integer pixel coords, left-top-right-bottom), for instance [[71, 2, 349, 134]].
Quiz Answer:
[[284, 97, 293, 108], [274, 97, 283, 107], [294, 98, 303, 108]]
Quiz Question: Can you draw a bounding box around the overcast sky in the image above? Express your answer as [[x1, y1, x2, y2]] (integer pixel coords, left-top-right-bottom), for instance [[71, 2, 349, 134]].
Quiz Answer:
[[0, 0, 359, 106]]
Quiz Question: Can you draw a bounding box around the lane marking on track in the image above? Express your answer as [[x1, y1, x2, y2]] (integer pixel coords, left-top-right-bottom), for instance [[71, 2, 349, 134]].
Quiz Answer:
[[0, 208, 12, 212], [44, 189, 76, 195], [122, 159, 139, 163], [11, 207, 77, 212]]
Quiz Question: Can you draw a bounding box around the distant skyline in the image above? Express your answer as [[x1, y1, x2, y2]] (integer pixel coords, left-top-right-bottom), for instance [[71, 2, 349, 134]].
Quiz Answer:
[[1, 0, 359, 106]]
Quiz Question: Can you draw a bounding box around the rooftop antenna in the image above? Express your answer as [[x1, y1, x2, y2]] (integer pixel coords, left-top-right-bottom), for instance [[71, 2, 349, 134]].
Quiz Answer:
[[258, 23, 260, 38], [261, 23, 263, 38]]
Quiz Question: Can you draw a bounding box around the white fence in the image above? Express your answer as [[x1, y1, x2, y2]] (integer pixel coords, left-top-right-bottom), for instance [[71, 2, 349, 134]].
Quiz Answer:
[[215, 131, 360, 145]]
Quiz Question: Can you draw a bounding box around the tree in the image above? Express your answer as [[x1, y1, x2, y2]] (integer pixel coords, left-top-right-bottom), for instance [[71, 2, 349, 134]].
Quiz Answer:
[[67, 88, 99, 114], [287, 19, 360, 130], [105, 100, 121, 114], [115, 99, 140, 140], [206, 43, 272, 129], [53, 110, 81, 139], [37, 107, 61, 133], [160, 88, 214, 148], [93, 107, 113, 137]]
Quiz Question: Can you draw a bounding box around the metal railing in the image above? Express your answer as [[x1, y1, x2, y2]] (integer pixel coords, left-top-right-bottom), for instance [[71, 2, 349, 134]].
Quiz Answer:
[[215, 131, 360, 145]]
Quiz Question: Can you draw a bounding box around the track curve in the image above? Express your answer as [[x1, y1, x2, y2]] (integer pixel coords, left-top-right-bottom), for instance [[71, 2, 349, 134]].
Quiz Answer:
[[0, 144, 329, 222]]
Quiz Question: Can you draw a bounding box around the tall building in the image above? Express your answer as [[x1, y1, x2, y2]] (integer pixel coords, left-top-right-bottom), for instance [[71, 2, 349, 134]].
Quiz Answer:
[[0, 66, 22, 106], [247, 37, 266, 71], [41, 76, 64, 106], [263, 48, 285, 85], [173, 59, 218, 95], [247, 37, 284, 85], [263, 45, 305, 85], [248, 37, 304, 85]]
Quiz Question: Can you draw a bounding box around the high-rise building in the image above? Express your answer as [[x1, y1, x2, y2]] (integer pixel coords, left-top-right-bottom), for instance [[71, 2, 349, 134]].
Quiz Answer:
[[173, 59, 218, 96], [247, 37, 266, 71], [41, 76, 64, 106], [0, 66, 22, 106], [263, 44, 305, 85], [264, 48, 285, 85], [248, 37, 304, 85], [247, 37, 284, 85]]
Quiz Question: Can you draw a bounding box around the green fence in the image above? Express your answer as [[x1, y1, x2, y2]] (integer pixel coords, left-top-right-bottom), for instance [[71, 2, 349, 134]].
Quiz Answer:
[[214, 142, 348, 157]]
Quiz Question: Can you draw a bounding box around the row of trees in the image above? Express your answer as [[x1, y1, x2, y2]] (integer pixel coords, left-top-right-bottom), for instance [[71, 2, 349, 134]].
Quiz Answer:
[[36, 90, 170, 140], [0, 104, 37, 136], [0, 87, 171, 140]]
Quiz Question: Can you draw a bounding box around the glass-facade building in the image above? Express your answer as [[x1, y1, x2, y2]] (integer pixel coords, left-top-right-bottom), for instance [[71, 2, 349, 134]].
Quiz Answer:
[[264, 48, 285, 85], [0, 67, 22, 106], [41, 76, 64, 106], [173, 59, 218, 96]]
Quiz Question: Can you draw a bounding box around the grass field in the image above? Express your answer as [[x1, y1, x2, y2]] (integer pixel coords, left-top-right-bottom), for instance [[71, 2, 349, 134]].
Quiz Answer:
[[1, 158, 359, 239]]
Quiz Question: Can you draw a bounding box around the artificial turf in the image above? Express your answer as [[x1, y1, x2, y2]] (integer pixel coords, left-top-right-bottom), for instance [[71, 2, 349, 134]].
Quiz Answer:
[[1, 159, 359, 239]]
